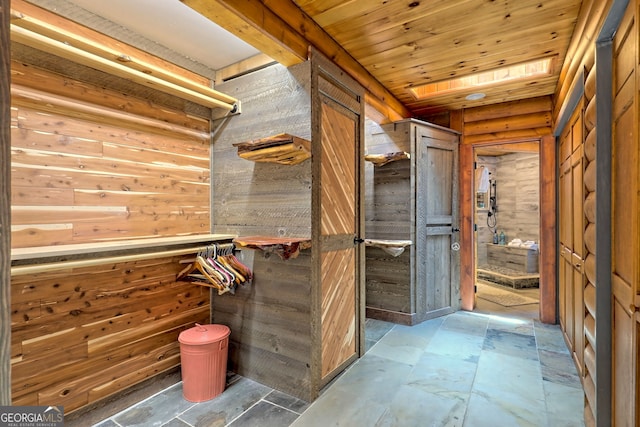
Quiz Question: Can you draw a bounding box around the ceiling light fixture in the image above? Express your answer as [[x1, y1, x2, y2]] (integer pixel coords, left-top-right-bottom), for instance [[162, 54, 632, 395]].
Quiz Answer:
[[409, 57, 555, 100], [466, 92, 486, 101]]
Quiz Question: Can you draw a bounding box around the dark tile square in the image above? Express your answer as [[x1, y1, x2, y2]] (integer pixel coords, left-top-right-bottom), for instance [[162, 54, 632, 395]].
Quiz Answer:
[[162, 418, 191, 427], [227, 401, 298, 427], [113, 383, 194, 427], [539, 349, 582, 389], [264, 390, 310, 414], [483, 328, 539, 360], [179, 377, 272, 426], [365, 318, 394, 342]]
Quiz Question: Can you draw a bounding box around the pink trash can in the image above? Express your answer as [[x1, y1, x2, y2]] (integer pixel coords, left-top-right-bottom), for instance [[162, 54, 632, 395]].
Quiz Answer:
[[178, 323, 231, 402]]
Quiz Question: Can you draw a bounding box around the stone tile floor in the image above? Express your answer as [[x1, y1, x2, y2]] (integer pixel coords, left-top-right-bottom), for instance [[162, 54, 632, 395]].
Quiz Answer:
[[92, 289, 584, 426]]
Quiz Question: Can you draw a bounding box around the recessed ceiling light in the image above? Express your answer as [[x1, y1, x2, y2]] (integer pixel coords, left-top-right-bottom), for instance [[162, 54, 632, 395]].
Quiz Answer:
[[466, 93, 486, 101], [409, 57, 555, 100]]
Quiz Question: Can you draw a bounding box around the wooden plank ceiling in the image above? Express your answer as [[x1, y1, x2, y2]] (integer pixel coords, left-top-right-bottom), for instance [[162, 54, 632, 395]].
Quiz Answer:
[[185, 0, 583, 118]]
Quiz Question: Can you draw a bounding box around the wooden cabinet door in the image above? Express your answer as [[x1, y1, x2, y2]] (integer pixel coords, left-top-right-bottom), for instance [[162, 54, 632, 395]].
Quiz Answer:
[[611, 3, 638, 425], [415, 127, 459, 319], [558, 103, 584, 365], [559, 156, 573, 340]]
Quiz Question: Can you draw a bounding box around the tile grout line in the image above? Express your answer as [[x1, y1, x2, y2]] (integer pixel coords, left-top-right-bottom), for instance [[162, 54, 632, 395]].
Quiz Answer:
[[460, 314, 488, 426], [223, 391, 275, 427]]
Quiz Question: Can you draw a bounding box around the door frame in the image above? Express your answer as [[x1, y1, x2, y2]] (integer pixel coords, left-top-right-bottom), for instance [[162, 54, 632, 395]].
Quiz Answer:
[[458, 135, 556, 324]]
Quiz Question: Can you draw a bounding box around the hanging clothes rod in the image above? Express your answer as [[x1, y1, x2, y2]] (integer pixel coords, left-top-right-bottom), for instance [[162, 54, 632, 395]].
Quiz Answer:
[[11, 245, 214, 277]]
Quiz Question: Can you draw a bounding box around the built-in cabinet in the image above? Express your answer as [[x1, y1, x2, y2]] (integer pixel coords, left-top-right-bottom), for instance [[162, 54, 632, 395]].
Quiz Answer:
[[558, 100, 586, 378], [611, 3, 640, 425], [364, 119, 460, 325], [210, 50, 365, 401]]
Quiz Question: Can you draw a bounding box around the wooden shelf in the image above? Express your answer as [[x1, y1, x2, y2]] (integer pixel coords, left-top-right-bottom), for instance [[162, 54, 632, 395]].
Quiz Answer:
[[365, 239, 412, 256], [11, 234, 236, 262], [233, 236, 312, 260], [364, 151, 410, 166], [233, 133, 311, 165]]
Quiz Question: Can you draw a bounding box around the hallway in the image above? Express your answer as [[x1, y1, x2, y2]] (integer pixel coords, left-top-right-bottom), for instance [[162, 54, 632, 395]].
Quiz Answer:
[[88, 289, 584, 427]]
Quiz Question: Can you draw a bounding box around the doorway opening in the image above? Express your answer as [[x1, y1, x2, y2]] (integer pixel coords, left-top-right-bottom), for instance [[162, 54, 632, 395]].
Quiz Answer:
[[472, 141, 541, 320]]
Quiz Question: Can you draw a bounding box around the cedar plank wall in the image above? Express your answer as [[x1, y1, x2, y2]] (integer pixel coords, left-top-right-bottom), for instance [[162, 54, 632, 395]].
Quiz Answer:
[[210, 63, 314, 400], [1, 0, 11, 406], [9, 6, 215, 413], [10, 62, 211, 246], [11, 256, 210, 411]]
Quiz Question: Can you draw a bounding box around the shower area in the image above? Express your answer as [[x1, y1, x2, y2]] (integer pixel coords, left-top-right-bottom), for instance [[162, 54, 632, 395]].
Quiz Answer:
[[475, 147, 540, 295]]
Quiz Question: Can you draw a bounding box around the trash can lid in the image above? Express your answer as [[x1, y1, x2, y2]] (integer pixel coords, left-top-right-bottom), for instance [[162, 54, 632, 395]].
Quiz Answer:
[[179, 323, 230, 345]]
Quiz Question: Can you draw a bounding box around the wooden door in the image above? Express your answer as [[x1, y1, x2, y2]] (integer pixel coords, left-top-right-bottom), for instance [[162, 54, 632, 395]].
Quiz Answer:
[[558, 102, 585, 368], [415, 127, 459, 319], [559, 156, 574, 346], [311, 51, 364, 386], [612, 3, 638, 424]]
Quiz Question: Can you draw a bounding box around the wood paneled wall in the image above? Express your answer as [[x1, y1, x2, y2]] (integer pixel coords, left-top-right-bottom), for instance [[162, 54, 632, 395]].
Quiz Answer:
[[363, 119, 415, 321], [1, 0, 11, 406], [462, 96, 552, 145], [8, 5, 219, 414], [611, 3, 638, 425], [211, 63, 314, 400], [364, 119, 412, 241], [553, 1, 624, 425], [10, 62, 211, 248], [553, 0, 614, 122], [211, 63, 312, 238], [210, 56, 365, 401], [11, 255, 210, 412]]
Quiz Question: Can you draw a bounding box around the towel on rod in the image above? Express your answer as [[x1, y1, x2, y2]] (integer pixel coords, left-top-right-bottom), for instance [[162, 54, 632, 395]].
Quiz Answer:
[[476, 166, 490, 193]]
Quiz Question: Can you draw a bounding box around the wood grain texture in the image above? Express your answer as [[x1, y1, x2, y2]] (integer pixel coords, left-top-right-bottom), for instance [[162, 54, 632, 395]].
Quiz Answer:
[[460, 97, 553, 320], [320, 104, 356, 236], [553, 0, 613, 120], [321, 248, 356, 377], [611, 9, 638, 423], [11, 0, 211, 87], [10, 254, 210, 412], [10, 67, 211, 249], [463, 96, 553, 143], [212, 54, 364, 401], [1, 0, 11, 406], [365, 248, 411, 314], [212, 63, 313, 238], [212, 251, 313, 401], [365, 119, 459, 323], [185, 0, 408, 122], [539, 134, 556, 324], [233, 133, 311, 165], [312, 49, 364, 386]]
